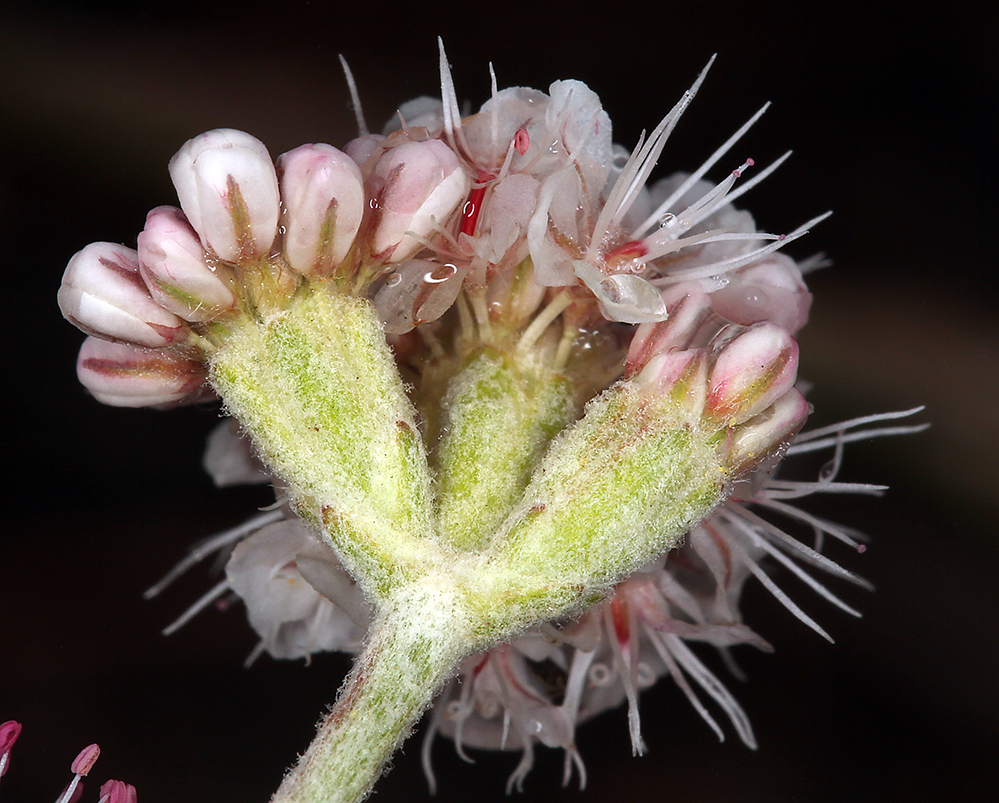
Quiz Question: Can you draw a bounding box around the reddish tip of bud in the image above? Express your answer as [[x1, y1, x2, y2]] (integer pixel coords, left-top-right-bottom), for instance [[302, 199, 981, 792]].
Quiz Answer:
[[71, 744, 100, 776]]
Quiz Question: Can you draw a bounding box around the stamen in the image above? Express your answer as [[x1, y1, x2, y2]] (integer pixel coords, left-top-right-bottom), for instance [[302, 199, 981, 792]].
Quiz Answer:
[[514, 128, 530, 155], [144, 510, 284, 599], [591, 56, 716, 252], [55, 744, 100, 803], [654, 211, 832, 284], [723, 510, 864, 616], [644, 626, 726, 742], [420, 714, 440, 794], [162, 579, 230, 636], [633, 102, 771, 238], [754, 498, 869, 552], [721, 150, 793, 210], [667, 159, 754, 235], [437, 38, 468, 158], [788, 407, 927, 451], [734, 540, 834, 642], [665, 635, 757, 748], [516, 291, 574, 356], [338, 55, 368, 136], [727, 504, 871, 586]]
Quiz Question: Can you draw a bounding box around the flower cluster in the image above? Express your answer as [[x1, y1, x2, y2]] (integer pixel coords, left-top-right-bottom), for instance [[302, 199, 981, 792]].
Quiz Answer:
[[58, 47, 817, 410], [58, 43, 921, 801]]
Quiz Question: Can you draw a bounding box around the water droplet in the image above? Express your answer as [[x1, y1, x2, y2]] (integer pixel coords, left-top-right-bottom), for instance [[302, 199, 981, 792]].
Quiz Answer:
[[588, 663, 612, 686], [423, 263, 458, 284], [278, 225, 287, 235], [385, 272, 403, 287], [636, 662, 656, 688], [478, 699, 500, 719], [658, 212, 676, 228]]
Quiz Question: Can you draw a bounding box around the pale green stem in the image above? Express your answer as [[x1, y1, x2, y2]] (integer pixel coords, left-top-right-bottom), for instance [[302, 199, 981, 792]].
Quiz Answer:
[[208, 290, 439, 594], [270, 583, 473, 803], [434, 348, 575, 551]]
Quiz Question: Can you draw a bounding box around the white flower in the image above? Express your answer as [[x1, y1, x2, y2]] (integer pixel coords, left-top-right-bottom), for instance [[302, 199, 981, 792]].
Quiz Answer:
[[225, 520, 368, 663]]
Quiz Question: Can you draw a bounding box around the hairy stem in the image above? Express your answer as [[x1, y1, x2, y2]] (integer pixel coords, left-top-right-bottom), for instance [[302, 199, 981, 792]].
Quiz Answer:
[[208, 291, 439, 595], [271, 583, 472, 803]]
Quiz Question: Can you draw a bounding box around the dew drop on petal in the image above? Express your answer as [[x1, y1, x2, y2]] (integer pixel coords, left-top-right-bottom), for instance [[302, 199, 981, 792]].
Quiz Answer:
[[636, 661, 657, 688], [589, 663, 612, 686], [424, 263, 458, 284]]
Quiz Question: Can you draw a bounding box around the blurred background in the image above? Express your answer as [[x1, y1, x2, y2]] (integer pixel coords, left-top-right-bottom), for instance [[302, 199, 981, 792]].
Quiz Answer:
[[1, 1, 996, 801]]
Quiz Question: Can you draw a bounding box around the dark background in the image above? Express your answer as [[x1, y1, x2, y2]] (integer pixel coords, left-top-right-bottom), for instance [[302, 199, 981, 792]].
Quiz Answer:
[[1, 1, 996, 801]]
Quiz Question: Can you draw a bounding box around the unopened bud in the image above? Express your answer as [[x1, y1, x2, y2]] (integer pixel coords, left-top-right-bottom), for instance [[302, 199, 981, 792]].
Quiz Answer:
[[76, 336, 209, 408], [59, 242, 188, 348], [343, 134, 385, 172], [168, 129, 280, 263], [277, 144, 365, 278], [368, 139, 469, 263], [624, 291, 713, 378], [705, 322, 798, 425], [138, 206, 236, 321], [634, 348, 707, 417], [726, 386, 810, 476]]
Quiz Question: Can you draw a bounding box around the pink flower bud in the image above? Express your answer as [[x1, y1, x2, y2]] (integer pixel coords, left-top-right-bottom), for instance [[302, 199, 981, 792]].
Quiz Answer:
[[367, 139, 469, 263], [76, 336, 209, 408], [343, 134, 385, 173], [726, 387, 810, 476], [706, 323, 799, 425], [168, 129, 279, 263], [277, 144, 365, 277], [624, 291, 713, 378], [99, 780, 138, 803], [138, 206, 236, 321], [59, 243, 188, 348], [634, 348, 707, 416]]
